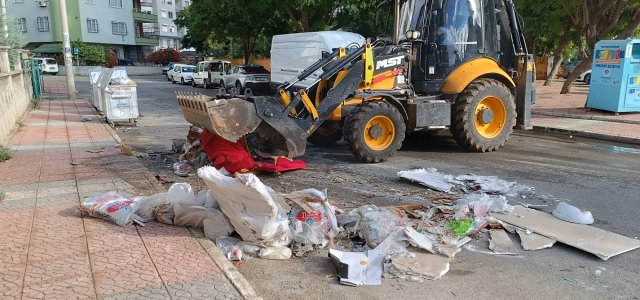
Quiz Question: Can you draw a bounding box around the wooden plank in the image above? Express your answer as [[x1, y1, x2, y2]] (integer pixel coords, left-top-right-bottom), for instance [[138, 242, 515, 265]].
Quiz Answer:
[[493, 206, 640, 260]]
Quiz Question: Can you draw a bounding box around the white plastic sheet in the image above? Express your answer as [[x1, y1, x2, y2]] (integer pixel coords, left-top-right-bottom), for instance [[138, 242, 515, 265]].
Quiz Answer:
[[457, 193, 514, 214], [198, 166, 291, 246], [552, 202, 594, 225]]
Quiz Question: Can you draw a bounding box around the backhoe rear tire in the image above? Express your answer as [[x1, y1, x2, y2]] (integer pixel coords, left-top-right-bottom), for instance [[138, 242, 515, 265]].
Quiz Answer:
[[344, 100, 405, 163], [450, 78, 516, 152], [308, 127, 343, 147]]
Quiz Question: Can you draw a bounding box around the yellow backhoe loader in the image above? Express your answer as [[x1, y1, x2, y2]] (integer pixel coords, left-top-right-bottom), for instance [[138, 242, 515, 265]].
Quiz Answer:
[[177, 0, 535, 163]]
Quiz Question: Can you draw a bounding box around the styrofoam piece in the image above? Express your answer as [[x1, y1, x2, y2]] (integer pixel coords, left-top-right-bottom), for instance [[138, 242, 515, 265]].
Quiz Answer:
[[552, 202, 594, 225]]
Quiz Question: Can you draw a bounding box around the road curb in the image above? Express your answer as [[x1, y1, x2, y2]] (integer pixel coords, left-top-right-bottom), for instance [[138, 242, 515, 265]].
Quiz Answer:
[[188, 228, 262, 300], [532, 125, 640, 145], [85, 98, 261, 300], [532, 110, 640, 125]]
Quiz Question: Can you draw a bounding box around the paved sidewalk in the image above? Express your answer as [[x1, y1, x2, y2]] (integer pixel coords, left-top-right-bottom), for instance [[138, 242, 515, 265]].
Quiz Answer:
[[0, 98, 243, 299], [531, 80, 640, 143]]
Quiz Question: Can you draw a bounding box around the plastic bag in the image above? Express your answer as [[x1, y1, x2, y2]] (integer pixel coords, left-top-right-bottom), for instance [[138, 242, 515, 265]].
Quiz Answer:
[[358, 208, 406, 248], [154, 203, 175, 224], [173, 204, 234, 231], [552, 202, 594, 224], [457, 193, 514, 214], [173, 162, 191, 176], [79, 191, 138, 227], [198, 166, 291, 246], [134, 192, 169, 222], [195, 188, 219, 210], [216, 236, 244, 261], [167, 183, 204, 206], [290, 202, 329, 246]]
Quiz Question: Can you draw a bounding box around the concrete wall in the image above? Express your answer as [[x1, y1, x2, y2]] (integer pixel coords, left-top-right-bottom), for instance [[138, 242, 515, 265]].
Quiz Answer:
[[57, 66, 163, 76], [0, 48, 31, 147]]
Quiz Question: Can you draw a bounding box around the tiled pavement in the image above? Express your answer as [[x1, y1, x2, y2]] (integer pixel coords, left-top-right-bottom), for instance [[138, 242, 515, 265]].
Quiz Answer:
[[0, 98, 241, 299], [531, 80, 640, 143]]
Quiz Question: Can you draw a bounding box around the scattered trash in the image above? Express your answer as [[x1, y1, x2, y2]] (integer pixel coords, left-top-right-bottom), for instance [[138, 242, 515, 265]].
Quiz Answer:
[[154, 203, 175, 224], [398, 168, 458, 192], [446, 219, 473, 236], [358, 207, 407, 248], [457, 193, 514, 214], [0, 190, 5, 201], [79, 191, 139, 227], [87, 147, 105, 153], [173, 203, 234, 233], [552, 202, 594, 225], [493, 206, 640, 260], [259, 246, 293, 260], [516, 228, 556, 250], [198, 166, 291, 246], [81, 115, 93, 122], [374, 226, 408, 257], [173, 161, 191, 177], [489, 229, 519, 255], [455, 174, 516, 194], [216, 236, 244, 261], [134, 192, 169, 222], [329, 249, 384, 286], [565, 277, 571, 282], [594, 269, 602, 276], [403, 226, 438, 254], [116, 143, 134, 156], [386, 252, 450, 281]]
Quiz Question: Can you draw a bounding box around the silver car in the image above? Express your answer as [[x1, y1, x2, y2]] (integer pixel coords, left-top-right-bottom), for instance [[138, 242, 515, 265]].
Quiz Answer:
[[221, 65, 271, 95], [560, 60, 591, 84]]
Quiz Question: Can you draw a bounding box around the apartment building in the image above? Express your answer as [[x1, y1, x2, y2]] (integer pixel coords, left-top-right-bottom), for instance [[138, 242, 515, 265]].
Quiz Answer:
[[7, 0, 161, 62], [152, 0, 190, 50]]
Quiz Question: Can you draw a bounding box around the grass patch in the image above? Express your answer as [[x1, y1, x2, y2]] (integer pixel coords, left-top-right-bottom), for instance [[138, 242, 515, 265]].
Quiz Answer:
[[0, 146, 10, 162], [16, 120, 24, 127]]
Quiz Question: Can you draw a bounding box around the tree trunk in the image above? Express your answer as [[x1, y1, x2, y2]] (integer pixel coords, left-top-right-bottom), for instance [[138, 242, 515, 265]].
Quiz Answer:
[[544, 29, 571, 86], [544, 55, 564, 86], [560, 58, 592, 94]]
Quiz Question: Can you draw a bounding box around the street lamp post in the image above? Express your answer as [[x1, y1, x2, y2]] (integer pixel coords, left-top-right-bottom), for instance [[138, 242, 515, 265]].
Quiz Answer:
[[58, 0, 76, 100]]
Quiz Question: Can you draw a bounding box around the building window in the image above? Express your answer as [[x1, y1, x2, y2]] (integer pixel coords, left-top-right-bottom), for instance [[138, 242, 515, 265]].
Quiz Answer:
[[161, 10, 167, 18], [14, 0, 24, 3], [162, 24, 168, 32], [109, 0, 123, 8], [87, 19, 98, 33], [168, 11, 173, 18], [167, 0, 172, 4], [85, 0, 95, 4], [169, 25, 175, 33], [162, 39, 168, 48], [37, 17, 49, 32], [111, 22, 127, 35], [18, 18, 27, 32]]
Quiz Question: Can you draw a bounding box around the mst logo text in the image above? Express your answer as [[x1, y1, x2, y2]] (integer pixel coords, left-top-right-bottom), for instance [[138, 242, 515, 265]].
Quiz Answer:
[[376, 56, 404, 70]]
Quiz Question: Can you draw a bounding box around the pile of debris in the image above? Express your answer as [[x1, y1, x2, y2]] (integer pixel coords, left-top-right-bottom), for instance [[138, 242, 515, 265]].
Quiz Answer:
[[78, 165, 640, 288], [170, 127, 307, 177]]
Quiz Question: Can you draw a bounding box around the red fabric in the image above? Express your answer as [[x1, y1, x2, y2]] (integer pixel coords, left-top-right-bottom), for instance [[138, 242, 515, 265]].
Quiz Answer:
[[255, 157, 307, 173], [201, 129, 255, 173]]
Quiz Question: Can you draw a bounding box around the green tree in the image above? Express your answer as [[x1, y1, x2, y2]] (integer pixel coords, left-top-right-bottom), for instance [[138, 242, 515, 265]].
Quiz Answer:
[[70, 40, 106, 66], [560, 0, 640, 94], [0, 14, 27, 68]]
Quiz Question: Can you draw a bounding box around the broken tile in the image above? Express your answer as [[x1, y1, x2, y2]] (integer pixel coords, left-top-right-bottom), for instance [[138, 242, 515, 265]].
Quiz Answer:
[[489, 229, 519, 255], [516, 229, 556, 251]]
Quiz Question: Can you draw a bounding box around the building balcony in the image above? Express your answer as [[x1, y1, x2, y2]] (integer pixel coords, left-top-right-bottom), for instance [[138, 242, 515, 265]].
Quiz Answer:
[[133, 9, 158, 23], [135, 31, 160, 46], [140, 0, 153, 6]]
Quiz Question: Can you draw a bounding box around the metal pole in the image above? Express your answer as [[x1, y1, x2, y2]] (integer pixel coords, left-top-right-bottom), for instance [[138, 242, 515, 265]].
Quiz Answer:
[[1, 0, 8, 38], [58, 0, 76, 100]]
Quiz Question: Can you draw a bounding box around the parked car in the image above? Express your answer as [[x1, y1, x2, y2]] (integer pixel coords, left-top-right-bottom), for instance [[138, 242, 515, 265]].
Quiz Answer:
[[172, 65, 196, 85], [192, 60, 232, 89], [221, 65, 271, 95], [162, 62, 177, 76], [33, 57, 58, 75], [270, 31, 365, 92], [167, 63, 186, 82], [559, 60, 591, 84], [117, 59, 135, 66]]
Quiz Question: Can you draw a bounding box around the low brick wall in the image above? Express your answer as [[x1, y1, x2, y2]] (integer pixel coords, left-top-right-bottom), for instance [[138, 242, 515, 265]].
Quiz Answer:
[[0, 47, 31, 147]]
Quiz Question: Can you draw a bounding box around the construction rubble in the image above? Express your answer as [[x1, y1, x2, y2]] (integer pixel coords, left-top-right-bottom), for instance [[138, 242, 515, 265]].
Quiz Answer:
[[79, 142, 640, 287]]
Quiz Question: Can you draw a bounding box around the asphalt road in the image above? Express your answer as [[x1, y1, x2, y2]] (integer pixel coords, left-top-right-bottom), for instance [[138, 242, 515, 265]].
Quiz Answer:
[[75, 75, 640, 300]]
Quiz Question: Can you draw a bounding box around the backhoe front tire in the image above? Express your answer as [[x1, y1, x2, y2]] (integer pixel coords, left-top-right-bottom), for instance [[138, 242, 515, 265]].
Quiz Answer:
[[344, 100, 405, 163], [308, 127, 343, 147], [451, 79, 516, 152]]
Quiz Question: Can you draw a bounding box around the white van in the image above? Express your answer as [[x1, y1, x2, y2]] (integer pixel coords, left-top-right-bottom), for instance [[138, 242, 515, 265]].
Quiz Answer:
[[270, 31, 365, 92], [192, 60, 232, 89], [34, 57, 59, 75]]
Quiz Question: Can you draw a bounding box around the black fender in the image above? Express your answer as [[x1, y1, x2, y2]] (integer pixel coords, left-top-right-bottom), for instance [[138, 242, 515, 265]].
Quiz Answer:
[[353, 92, 409, 122]]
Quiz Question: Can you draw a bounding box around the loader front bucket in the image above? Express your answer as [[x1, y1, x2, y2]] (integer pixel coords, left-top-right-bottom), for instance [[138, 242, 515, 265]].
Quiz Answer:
[[176, 92, 262, 142], [176, 92, 307, 158]]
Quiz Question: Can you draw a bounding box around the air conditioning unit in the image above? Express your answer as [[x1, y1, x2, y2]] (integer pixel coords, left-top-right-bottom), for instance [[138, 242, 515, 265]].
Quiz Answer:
[[38, 1, 47, 7]]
